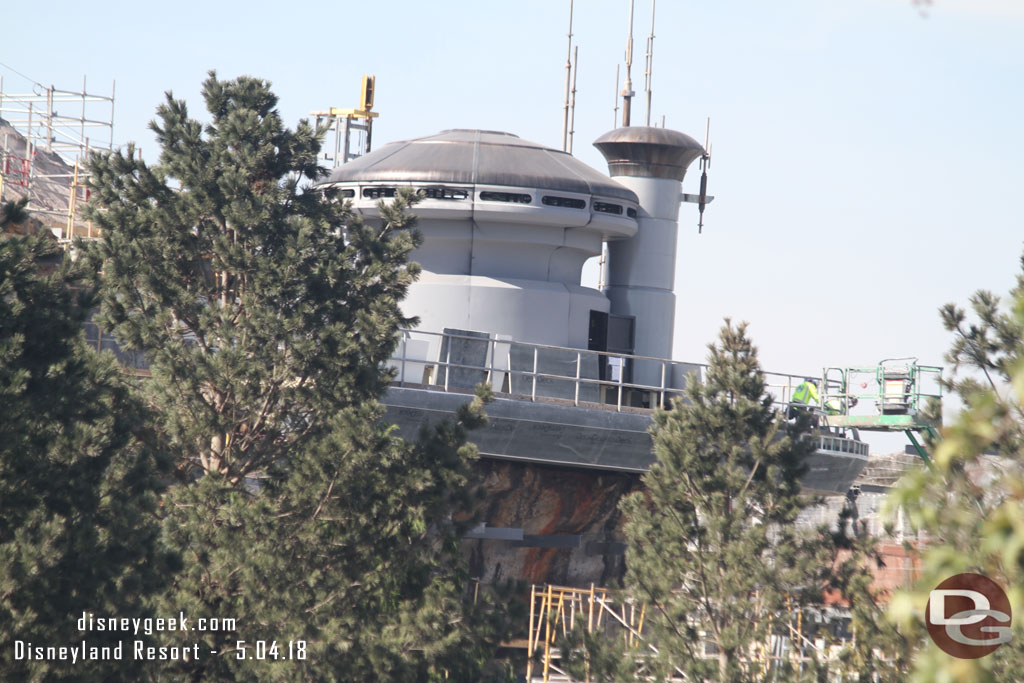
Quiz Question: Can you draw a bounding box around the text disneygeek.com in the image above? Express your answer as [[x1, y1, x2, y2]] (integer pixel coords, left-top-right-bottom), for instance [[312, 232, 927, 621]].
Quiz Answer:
[[12, 612, 307, 663]]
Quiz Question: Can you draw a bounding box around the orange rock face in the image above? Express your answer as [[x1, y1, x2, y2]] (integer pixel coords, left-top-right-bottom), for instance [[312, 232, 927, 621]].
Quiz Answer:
[[465, 461, 641, 587]]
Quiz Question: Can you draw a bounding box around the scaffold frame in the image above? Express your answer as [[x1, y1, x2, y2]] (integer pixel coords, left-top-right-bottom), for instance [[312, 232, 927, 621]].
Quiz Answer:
[[0, 74, 114, 242]]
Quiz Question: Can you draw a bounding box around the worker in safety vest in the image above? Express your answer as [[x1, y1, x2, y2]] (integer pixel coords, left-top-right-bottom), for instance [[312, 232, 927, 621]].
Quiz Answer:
[[792, 378, 819, 406], [824, 385, 858, 416], [788, 378, 820, 420]]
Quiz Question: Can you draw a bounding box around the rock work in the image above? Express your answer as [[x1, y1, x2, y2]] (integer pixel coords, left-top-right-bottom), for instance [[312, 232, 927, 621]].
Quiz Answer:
[[466, 460, 641, 587]]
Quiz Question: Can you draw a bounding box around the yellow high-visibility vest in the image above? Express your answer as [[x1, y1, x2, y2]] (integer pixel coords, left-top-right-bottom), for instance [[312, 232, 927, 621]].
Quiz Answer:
[[792, 381, 819, 406]]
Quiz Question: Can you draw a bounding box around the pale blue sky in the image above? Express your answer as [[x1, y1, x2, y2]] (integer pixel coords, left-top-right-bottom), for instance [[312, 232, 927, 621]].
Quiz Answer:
[[4, 0, 1023, 448]]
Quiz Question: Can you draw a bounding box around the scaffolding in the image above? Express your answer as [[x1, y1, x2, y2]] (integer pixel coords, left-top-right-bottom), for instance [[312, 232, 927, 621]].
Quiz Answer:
[[310, 75, 378, 167], [525, 584, 653, 682], [0, 75, 114, 242], [522, 584, 853, 682]]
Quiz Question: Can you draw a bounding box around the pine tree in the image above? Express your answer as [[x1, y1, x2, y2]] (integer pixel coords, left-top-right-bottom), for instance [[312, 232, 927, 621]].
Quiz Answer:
[[0, 196, 30, 230], [824, 528, 913, 682], [0, 234, 169, 681], [84, 73, 510, 680], [887, 253, 1024, 683], [618, 320, 833, 682]]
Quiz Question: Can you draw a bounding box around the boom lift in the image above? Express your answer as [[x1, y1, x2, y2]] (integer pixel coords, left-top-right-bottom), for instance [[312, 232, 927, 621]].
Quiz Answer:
[[819, 358, 942, 466]]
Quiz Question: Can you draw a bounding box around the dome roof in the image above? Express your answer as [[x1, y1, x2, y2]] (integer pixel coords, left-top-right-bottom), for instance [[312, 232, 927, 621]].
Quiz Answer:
[[594, 126, 705, 181], [319, 129, 638, 202]]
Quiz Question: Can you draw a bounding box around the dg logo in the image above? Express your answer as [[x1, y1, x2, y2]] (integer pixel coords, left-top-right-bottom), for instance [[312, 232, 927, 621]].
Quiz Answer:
[[926, 573, 1012, 658]]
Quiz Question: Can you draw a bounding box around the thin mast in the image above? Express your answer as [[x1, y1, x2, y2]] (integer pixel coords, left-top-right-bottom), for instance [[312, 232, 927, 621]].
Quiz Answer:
[[613, 64, 620, 128], [568, 45, 579, 154], [561, 0, 574, 151], [644, 0, 655, 126], [621, 0, 635, 127]]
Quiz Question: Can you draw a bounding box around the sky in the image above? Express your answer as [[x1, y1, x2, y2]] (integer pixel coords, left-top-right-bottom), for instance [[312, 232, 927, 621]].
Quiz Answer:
[[3, 0, 1023, 450]]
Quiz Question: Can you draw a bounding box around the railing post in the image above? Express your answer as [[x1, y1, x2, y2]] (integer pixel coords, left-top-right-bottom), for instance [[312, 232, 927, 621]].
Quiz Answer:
[[444, 334, 452, 393], [486, 333, 495, 388], [532, 346, 538, 402], [399, 334, 407, 387], [660, 361, 666, 408], [617, 358, 623, 411], [575, 351, 582, 406]]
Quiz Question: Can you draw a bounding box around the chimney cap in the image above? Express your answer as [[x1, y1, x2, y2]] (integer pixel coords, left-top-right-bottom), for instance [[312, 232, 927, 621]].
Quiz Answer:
[[593, 126, 705, 181]]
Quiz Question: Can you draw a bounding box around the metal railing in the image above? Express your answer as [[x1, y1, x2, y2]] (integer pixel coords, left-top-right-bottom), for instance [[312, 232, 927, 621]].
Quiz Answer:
[[821, 360, 942, 418], [387, 328, 813, 414]]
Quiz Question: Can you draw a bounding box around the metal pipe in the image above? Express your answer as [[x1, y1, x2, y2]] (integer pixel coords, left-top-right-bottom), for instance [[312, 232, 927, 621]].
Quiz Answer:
[[613, 64, 620, 128], [575, 350, 582, 406], [342, 117, 351, 163], [109, 79, 115, 150], [561, 0, 574, 152], [25, 102, 32, 198], [444, 335, 451, 392], [617, 357, 624, 411], [659, 360, 666, 407], [644, 0, 656, 126], [80, 76, 87, 149], [65, 160, 78, 242], [532, 347, 538, 401], [621, 0, 635, 127], [399, 335, 407, 387], [486, 334, 495, 389], [46, 86, 53, 152], [568, 45, 579, 154]]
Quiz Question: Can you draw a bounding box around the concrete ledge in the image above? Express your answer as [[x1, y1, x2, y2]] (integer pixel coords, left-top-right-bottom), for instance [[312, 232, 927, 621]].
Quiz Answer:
[[382, 386, 869, 493]]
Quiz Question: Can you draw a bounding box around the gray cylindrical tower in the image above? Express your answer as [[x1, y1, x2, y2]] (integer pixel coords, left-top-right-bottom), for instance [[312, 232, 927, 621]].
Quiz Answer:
[[594, 127, 704, 381]]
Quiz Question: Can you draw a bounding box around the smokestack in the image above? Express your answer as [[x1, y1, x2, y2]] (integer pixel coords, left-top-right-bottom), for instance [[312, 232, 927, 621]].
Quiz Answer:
[[594, 126, 704, 378]]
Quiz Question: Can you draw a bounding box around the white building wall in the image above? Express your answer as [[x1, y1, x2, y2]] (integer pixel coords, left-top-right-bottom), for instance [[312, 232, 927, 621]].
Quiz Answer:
[[345, 198, 636, 356]]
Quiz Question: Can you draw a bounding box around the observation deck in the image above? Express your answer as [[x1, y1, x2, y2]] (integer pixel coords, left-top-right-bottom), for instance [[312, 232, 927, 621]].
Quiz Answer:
[[381, 329, 869, 496]]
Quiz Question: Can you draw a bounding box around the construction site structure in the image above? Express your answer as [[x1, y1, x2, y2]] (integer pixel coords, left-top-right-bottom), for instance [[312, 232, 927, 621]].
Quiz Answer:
[[521, 584, 859, 682], [0, 75, 114, 243], [820, 358, 942, 465], [307, 59, 890, 590], [310, 74, 378, 167]]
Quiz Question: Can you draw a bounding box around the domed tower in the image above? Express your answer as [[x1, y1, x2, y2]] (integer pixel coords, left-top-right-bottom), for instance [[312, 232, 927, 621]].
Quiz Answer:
[[318, 129, 639, 356]]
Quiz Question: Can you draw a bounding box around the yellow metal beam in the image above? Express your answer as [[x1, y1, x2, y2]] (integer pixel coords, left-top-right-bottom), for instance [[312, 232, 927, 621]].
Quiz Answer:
[[328, 108, 379, 119]]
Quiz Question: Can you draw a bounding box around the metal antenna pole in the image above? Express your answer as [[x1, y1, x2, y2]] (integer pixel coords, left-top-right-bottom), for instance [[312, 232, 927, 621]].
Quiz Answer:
[[46, 86, 53, 152], [613, 64, 620, 128], [698, 117, 712, 233], [109, 79, 115, 150], [644, 0, 655, 126], [568, 45, 578, 154], [561, 0, 574, 151], [621, 0, 635, 127]]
